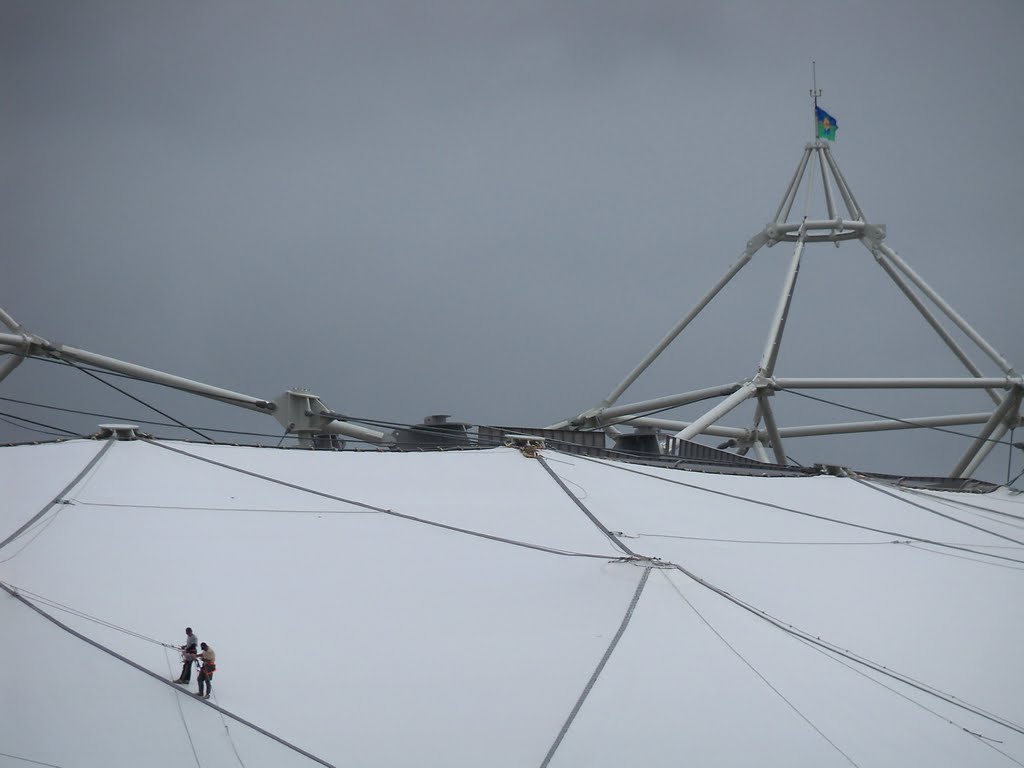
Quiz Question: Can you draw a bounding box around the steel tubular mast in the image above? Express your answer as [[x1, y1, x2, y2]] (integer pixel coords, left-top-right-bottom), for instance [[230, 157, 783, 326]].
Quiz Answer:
[[557, 85, 1021, 479]]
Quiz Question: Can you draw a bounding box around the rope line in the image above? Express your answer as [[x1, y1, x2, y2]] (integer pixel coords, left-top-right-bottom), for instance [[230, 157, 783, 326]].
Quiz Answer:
[[141, 439, 612, 561], [536, 455, 637, 557], [0, 582, 339, 768], [563, 452, 1024, 566], [164, 649, 202, 768], [0, 438, 115, 552], [660, 570, 860, 767], [7, 585, 177, 649], [538, 566, 651, 768]]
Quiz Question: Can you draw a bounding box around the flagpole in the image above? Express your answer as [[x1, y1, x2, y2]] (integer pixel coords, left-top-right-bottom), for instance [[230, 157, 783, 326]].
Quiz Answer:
[[810, 61, 821, 140]]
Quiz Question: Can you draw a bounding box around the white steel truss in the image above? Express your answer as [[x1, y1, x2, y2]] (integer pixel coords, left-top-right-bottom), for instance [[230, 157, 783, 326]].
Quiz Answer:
[[552, 139, 1022, 478]]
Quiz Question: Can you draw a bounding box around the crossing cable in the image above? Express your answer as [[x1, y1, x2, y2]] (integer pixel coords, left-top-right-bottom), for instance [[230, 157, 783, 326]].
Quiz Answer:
[[140, 438, 612, 561], [0, 581, 339, 768], [536, 454, 637, 557], [848, 475, 1024, 547], [63, 358, 215, 443], [660, 570, 860, 767], [894, 486, 1024, 524], [666, 561, 1024, 738], [538, 566, 651, 768], [782, 614, 1024, 766], [0, 751, 64, 768], [561, 451, 1024, 566], [0, 410, 81, 438], [779, 389, 1020, 449], [0, 437, 115, 552]]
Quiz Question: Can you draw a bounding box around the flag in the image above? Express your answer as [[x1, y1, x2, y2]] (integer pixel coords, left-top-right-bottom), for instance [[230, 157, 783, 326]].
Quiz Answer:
[[816, 106, 838, 141]]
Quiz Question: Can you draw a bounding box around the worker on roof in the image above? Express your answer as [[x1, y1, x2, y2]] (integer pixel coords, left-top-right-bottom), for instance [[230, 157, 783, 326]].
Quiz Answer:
[[173, 627, 198, 684], [196, 642, 216, 700]]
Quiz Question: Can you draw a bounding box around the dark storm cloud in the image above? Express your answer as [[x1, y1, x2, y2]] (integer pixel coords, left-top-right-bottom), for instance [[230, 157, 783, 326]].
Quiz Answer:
[[3, 1, 1023, 481]]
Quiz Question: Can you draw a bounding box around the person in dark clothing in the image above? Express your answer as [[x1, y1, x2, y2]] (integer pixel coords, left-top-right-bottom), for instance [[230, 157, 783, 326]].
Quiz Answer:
[[174, 627, 198, 684], [196, 642, 216, 699]]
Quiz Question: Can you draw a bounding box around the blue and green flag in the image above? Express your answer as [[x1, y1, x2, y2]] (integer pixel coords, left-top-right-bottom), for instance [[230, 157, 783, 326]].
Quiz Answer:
[[816, 106, 838, 141]]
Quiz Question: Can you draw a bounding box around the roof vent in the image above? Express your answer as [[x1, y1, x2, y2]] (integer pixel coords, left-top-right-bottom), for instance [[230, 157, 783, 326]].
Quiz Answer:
[[96, 423, 140, 441], [394, 414, 472, 449], [613, 426, 662, 457]]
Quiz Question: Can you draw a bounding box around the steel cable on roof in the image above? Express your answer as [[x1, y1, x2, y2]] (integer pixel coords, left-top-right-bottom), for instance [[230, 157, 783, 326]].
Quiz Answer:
[[531, 451, 1024, 753], [536, 454, 637, 557], [848, 474, 1024, 546], [0, 582, 339, 768], [0, 751, 65, 768], [666, 560, 1024, 738], [0, 438, 115, 553], [660, 569, 860, 767], [895, 486, 1024, 523], [139, 438, 615, 561], [562, 451, 1024, 566], [783, 617, 1024, 766]]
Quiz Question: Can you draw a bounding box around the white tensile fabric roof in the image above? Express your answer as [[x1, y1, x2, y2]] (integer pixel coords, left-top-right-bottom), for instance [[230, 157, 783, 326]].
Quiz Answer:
[[2, 437, 1023, 767]]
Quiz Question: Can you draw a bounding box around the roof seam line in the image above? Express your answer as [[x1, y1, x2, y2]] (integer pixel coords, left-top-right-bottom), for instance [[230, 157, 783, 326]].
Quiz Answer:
[[538, 566, 651, 768]]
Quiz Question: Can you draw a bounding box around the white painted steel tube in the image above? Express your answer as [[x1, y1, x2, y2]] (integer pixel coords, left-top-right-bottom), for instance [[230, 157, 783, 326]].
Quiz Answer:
[[817, 149, 837, 221], [0, 353, 23, 385], [759, 236, 805, 375], [675, 383, 757, 441], [53, 344, 274, 411], [0, 309, 23, 333], [598, 383, 744, 421], [599, 232, 767, 409], [869, 244, 1001, 406], [880, 244, 1016, 375], [323, 419, 391, 443], [776, 412, 1000, 438], [822, 146, 864, 221], [951, 389, 1022, 478], [960, 419, 1013, 479], [773, 377, 1014, 389], [757, 392, 787, 464], [774, 147, 812, 223], [778, 147, 811, 224], [774, 220, 865, 233]]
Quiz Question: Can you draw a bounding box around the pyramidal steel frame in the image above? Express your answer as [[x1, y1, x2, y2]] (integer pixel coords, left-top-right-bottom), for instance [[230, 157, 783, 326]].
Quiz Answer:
[[551, 139, 1022, 478]]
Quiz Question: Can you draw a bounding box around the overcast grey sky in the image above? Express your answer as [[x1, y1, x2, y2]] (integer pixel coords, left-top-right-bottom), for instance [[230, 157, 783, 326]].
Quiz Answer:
[[3, 1, 1023, 482]]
